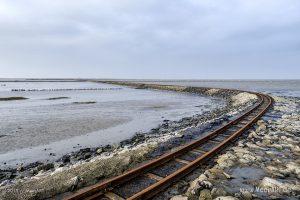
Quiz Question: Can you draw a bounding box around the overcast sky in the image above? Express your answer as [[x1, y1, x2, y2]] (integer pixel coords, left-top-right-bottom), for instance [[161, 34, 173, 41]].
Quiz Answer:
[[0, 0, 299, 79]]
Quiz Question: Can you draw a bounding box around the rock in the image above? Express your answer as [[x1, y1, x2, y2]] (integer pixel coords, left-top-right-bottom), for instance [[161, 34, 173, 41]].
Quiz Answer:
[[270, 144, 284, 151], [112, 143, 120, 149], [256, 120, 263, 124], [186, 181, 202, 199], [214, 196, 238, 200], [96, 147, 103, 154], [17, 164, 24, 172], [186, 180, 212, 200], [262, 139, 272, 146], [207, 168, 233, 180], [103, 144, 113, 151], [260, 177, 283, 188], [61, 155, 71, 163], [246, 143, 266, 150], [206, 89, 220, 95], [0, 180, 10, 187], [37, 163, 54, 171], [232, 147, 251, 154], [216, 153, 236, 169], [238, 158, 249, 164], [199, 189, 212, 200], [67, 176, 81, 191], [241, 154, 256, 162], [237, 141, 245, 147], [257, 124, 267, 132], [29, 169, 39, 176], [222, 172, 232, 179], [286, 162, 300, 177], [201, 181, 213, 189], [248, 131, 259, 139], [258, 177, 297, 194], [26, 161, 42, 169], [169, 188, 180, 196], [0, 171, 15, 180], [198, 174, 208, 182], [170, 195, 188, 200], [74, 155, 84, 161], [83, 152, 92, 160], [292, 146, 300, 156], [240, 191, 252, 200], [211, 187, 227, 198], [73, 148, 93, 161]]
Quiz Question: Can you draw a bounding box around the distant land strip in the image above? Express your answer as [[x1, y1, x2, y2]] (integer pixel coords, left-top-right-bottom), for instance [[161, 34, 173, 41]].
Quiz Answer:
[[11, 88, 123, 92]]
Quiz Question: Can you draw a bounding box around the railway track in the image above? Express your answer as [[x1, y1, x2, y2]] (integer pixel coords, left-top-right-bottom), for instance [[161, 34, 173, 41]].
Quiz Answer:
[[64, 87, 273, 200]]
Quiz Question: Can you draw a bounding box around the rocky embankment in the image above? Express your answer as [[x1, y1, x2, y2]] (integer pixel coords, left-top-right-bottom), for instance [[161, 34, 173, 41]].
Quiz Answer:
[[169, 96, 300, 200], [0, 83, 258, 200]]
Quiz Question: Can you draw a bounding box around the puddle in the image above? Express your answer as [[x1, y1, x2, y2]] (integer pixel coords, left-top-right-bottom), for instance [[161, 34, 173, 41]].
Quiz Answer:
[[224, 167, 266, 194]]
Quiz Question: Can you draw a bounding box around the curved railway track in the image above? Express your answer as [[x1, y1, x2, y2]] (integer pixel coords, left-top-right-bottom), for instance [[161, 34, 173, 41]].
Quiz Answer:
[[64, 86, 273, 200]]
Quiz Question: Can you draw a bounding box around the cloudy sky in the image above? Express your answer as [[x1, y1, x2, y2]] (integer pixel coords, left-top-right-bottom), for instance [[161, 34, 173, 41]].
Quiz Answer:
[[0, 0, 299, 79]]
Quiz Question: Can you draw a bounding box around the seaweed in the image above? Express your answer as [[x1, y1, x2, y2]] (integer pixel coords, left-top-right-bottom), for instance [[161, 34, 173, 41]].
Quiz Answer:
[[0, 97, 28, 101], [46, 97, 70, 100], [72, 101, 96, 104]]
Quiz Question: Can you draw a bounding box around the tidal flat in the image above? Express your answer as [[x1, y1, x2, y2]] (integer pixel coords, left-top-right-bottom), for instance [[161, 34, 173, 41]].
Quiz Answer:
[[0, 81, 258, 200], [0, 81, 222, 168]]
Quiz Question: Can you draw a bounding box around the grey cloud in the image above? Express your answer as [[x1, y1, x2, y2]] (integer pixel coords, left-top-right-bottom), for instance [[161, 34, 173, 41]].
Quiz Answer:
[[0, 0, 299, 78]]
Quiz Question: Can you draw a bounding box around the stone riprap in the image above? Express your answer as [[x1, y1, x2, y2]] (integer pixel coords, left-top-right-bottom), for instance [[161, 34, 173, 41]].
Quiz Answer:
[[169, 96, 299, 200]]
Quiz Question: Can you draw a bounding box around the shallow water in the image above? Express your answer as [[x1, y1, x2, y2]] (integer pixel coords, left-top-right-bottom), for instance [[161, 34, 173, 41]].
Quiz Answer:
[[0, 82, 222, 168], [225, 167, 266, 194]]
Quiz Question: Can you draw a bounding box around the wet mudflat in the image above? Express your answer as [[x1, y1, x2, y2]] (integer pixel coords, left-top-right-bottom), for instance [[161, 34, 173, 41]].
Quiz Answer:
[[0, 81, 222, 168]]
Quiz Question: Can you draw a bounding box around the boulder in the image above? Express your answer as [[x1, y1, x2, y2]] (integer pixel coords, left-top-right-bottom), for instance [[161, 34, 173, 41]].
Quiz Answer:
[[199, 189, 212, 200], [216, 153, 237, 169], [240, 191, 252, 200], [186, 180, 203, 199], [260, 177, 284, 188], [186, 180, 212, 200], [286, 162, 300, 177], [211, 187, 227, 198], [198, 174, 208, 182]]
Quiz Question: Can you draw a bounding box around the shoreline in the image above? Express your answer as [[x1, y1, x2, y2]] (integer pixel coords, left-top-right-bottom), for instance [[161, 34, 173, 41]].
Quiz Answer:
[[0, 83, 259, 200]]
